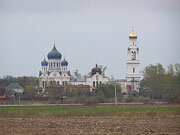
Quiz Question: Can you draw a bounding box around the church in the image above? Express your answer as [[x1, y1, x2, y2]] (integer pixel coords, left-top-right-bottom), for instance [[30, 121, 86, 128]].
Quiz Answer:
[[39, 31, 140, 93]]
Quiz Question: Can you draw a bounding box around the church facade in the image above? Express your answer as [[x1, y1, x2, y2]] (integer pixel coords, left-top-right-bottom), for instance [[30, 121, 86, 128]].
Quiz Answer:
[[39, 44, 109, 92], [39, 44, 71, 89], [39, 31, 140, 93]]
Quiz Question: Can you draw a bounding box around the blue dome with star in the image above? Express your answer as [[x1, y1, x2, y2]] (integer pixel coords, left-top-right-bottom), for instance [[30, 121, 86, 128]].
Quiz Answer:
[[41, 58, 48, 66], [47, 45, 62, 59], [61, 58, 68, 66]]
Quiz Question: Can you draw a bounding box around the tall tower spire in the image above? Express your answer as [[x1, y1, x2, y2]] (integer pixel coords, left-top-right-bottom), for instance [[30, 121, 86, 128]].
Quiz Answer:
[[131, 26, 134, 33], [126, 29, 140, 92]]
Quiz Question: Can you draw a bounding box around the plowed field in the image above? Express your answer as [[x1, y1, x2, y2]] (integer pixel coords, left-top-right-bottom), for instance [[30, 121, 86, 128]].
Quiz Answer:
[[0, 116, 180, 135], [0, 104, 180, 135]]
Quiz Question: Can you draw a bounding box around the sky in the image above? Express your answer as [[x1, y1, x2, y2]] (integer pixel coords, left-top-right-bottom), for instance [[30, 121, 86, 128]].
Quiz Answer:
[[0, 0, 180, 79]]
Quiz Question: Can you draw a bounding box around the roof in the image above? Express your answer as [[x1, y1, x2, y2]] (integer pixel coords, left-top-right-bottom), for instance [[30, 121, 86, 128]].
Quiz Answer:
[[129, 32, 137, 39], [47, 46, 62, 59], [6, 83, 24, 93], [61, 58, 68, 66], [91, 64, 102, 76], [41, 58, 48, 66]]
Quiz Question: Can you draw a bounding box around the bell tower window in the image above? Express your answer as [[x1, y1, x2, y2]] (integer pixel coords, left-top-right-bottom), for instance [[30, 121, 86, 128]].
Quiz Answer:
[[131, 51, 136, 60], [133, 68, 135, 73]]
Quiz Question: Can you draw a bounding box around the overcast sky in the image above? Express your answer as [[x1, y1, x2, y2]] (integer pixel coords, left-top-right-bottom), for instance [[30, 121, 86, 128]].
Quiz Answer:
[[0, 0, 180, 79]]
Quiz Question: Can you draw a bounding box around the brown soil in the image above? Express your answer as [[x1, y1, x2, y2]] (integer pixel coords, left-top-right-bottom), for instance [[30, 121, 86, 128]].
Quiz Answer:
[[0, 116, 180, 135]]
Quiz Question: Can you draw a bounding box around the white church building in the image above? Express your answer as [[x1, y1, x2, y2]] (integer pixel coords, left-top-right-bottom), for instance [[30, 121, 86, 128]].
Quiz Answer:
[[39, 31, 140, 93]]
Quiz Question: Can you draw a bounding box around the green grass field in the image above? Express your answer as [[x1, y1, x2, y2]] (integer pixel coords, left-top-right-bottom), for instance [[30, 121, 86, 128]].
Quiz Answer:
[[0, 106, 180, 117]]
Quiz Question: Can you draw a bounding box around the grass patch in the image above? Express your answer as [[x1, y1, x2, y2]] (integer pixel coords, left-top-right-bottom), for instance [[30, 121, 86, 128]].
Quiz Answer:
[[0, 106, 179, 117]]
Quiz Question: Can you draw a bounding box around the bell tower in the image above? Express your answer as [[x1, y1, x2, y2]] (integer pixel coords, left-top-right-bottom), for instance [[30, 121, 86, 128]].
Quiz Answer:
[[126, 30, 140, 92]]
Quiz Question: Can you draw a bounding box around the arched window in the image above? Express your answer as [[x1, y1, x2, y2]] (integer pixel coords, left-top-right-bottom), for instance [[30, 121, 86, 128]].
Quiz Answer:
[[42, 81, 45, 87], [54, 62, 55, 67], [57, 62, 58, 67], [96, 81, 99, 87], [93, 81, 95, 87], [51, 62, 52, 67], [133, 68, 135, 73], [132, 51, 136, 60]]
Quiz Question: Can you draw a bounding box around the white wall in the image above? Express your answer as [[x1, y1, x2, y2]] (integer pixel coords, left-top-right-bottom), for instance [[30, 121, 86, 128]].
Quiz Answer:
[[86, 73, 109, 88]]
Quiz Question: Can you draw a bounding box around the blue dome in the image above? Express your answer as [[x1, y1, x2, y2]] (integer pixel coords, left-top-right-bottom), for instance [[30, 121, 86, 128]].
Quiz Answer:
[[61, 59, 68, 66], [47, 46, 62, 59], [41, 58, 48, 66]]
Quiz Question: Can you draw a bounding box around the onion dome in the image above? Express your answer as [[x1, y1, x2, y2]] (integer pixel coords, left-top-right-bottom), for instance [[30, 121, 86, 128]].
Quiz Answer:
[[41, 58, 48, 66], [91, 64, 102, 76], [61, 58, 68, 66], [47, 45, 62, 59], [129, 31, 137, 39]]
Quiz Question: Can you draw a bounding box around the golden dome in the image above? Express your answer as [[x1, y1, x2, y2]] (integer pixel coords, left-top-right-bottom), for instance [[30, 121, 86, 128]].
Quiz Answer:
[[129, 32, 137, 38]]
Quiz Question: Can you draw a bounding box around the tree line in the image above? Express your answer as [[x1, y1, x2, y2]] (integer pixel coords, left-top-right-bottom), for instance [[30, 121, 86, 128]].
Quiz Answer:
[[0, 63, 179, 103], [140, 63, 180, 103]]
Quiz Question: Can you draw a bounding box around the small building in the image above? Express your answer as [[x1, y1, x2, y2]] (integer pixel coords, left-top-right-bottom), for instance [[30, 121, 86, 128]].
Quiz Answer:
[[6, 83, 24, 97], [85, 64, 109, 90], [70, 64, 109, 91]]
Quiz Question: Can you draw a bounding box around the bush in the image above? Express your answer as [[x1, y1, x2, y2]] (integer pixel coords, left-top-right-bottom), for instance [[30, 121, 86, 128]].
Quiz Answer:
[[83, 97, 98, 106], [139, 98, 152, 104], [97, 89, 105, 103], [168, 95, 180, 104], [125, 94, 133, 103]]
